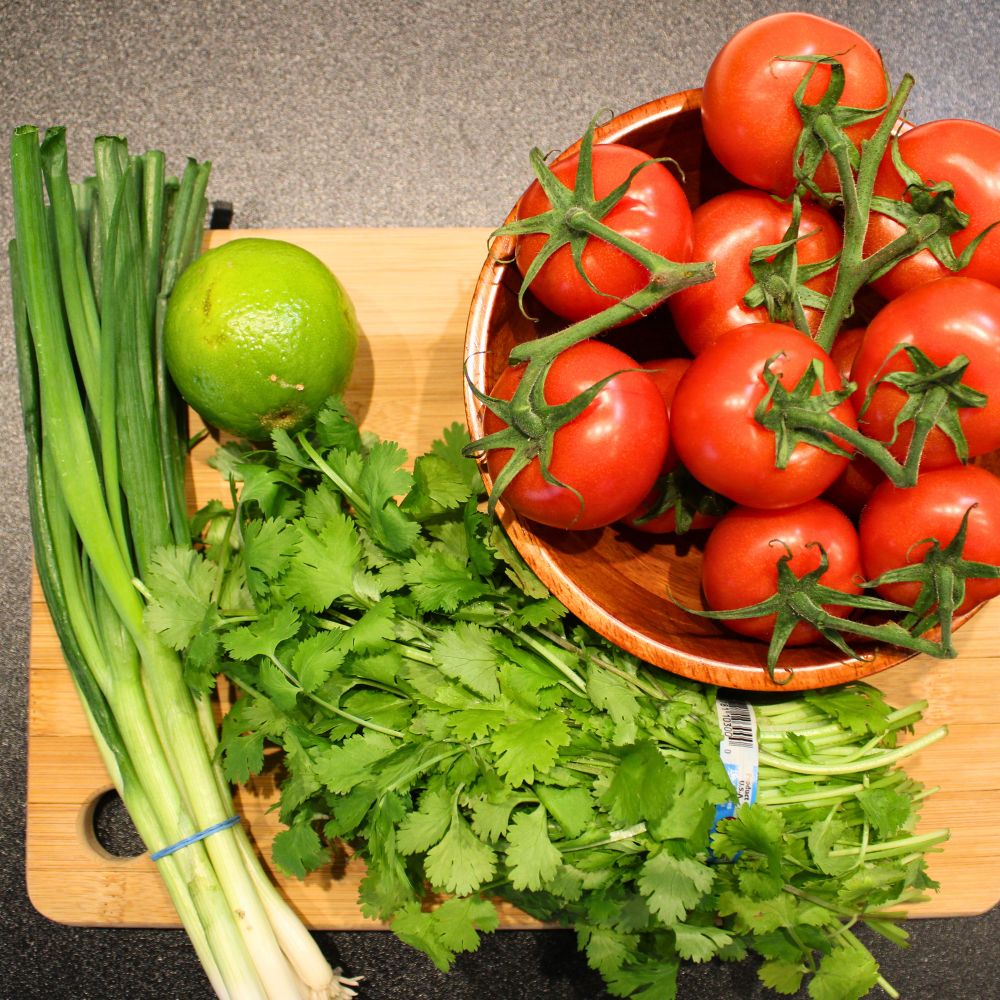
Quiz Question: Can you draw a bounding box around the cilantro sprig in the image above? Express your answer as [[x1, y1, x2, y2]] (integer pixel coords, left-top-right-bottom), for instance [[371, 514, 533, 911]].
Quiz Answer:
[[146, 400, 947, 1000]]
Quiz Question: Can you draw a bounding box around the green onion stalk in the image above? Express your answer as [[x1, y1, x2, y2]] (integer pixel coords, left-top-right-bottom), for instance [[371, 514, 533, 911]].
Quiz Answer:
[[9, 125, 358, 1000]]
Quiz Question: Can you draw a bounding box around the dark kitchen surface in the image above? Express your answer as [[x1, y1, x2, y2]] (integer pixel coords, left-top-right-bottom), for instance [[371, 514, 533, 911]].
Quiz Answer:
[[1, 1, 998, 997]]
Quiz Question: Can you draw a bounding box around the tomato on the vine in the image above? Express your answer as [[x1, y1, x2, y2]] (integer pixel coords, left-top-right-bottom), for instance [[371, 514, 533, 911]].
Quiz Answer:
[[701, 499, 863, 644], [482, 340, 668, 530], [859, 464, 1000, 615], [701, 12, 888, 196], [668, 189, 842, 354], [864, 119, 1000, 299], [513, 143, 693, 322], [849, 276, 1000, 468], [670, 323, 857, 508]]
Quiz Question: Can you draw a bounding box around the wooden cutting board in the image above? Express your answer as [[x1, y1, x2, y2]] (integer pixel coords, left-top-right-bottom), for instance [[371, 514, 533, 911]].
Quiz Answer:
[[25, 227, 1000, 928]]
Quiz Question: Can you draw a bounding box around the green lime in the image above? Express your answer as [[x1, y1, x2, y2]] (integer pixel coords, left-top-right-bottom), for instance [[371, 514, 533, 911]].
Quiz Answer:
[[164, 237, 360, 440]]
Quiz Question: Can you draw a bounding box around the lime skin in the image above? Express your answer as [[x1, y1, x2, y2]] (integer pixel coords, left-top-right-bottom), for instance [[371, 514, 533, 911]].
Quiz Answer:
[[165, 237, 360, 441]]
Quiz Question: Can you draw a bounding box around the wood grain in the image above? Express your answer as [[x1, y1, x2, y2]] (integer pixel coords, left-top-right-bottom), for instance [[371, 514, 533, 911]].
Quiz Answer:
[[26, 227, 1000, 928]]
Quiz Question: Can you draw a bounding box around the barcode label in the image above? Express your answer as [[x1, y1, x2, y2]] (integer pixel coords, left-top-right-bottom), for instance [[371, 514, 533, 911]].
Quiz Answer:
[[718, 699, 755, 749], [714, 697, 759, 822]]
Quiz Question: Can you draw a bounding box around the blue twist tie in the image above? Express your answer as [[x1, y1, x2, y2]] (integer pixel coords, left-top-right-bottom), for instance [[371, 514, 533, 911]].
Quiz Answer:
[[150, 815, 241, 862]]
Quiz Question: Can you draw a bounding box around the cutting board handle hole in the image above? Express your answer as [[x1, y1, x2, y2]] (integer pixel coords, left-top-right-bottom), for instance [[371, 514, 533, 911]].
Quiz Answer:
[[81, 788, 146, 860]]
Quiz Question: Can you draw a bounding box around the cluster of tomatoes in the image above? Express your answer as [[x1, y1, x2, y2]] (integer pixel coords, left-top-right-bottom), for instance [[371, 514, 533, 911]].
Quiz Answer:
[[482, 12, 1000, 650]]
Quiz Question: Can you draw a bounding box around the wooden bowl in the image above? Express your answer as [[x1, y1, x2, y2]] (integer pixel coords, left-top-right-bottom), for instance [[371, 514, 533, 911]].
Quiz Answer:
[[463, 89, 978, 692]]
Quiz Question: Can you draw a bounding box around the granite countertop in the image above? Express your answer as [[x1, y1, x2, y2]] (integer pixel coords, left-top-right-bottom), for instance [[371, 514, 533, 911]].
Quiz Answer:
[[2, 2, 998, 997]]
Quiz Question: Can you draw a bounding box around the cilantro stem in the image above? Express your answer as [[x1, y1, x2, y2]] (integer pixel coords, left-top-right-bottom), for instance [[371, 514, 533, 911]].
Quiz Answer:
[[757, 725, 947, 777], [503, 626, 587, 693], [559, 822, 648, 854], [265, 655, 406, 739], [210, 498, 239, 607], [827, 829, 949, 858], [532, 625, 667, 701], [295, 431, 369, 517]]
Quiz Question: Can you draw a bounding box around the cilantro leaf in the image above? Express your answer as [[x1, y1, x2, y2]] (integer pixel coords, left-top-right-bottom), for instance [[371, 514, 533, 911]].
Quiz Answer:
[[672, 922, 734, 963], [314, 399, 363, 451], [219, 728, 265, 784], [758, 957, 807, 995], [342, 598, 397, 651], [429, 421, 480, 487], [807, 810, 854, 876], [808, 943, 880, 1000], [717, 889, 798, 936], [391, 896, 499, 973], [397, 785, 454, 856], [599, 740, 679, 827], [469, 793, 518, 843], [241, 517, 295, 596], [222, 605, 300, 661], [423, 810, 496, 896], [272, 814, 329, 878], [314, 731, 397, 794], [284, 512, 361, 611], [368, 501, 421, 556], [577, 924, 639, 977], [637, 850, 715, 925], [491, 713, 571, 786], [586, 660, 641, 746], [806, 685, 894, 738], [857, 786, 913, 837], [536, 784, 596, 840], [605, 957, 680, 1000], [505, 804, 562, 891], [431, 622, 501, 700], [403, 551, 492, 613], [402, 453, 474, 518], [144, 546, 219, 650], [183, 627, 223, 697], [291, 631, 346, 693], [257, 659, 300, 713], [237, 462, 300, 518]]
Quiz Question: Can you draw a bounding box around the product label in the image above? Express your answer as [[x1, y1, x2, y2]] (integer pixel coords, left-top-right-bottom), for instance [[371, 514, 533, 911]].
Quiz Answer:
[[713, 697, 759, 828]]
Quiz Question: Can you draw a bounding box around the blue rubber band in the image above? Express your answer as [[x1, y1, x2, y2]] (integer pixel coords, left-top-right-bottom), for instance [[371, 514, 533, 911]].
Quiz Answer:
[[150, 815, 241, 862]]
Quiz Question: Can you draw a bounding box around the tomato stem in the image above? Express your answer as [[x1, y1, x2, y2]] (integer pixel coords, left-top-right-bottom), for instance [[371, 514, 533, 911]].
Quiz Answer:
[[678, 542, 951, 682], [757, 351, 985, 489], [810, 74, 926, 353]]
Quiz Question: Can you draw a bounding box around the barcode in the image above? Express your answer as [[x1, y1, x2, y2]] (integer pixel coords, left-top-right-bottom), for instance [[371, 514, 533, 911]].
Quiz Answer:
[[718, 700, 755, 748]]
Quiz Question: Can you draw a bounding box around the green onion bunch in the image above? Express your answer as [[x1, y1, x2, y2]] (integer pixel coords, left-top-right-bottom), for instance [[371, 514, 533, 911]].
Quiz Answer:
[[9, 124, 357, 1000]]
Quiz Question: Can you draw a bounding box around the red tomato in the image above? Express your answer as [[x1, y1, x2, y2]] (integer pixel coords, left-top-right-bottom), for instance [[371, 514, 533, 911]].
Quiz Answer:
[[619, 358, 723, 534], [701, 13, 888, 196], [849, 276, 1000, 468], [668, 189, 842, 354], [828, 326, 866, 384], [822, 456, 885, 519], [513, 143, 693, 322], [483, 341, 668, 529], [859, 465, 1000, 614], [701, 500, 863, 644], [670, 323, 857, 508], [864, 119, 1000, 299], [637, 357, 689, 472]]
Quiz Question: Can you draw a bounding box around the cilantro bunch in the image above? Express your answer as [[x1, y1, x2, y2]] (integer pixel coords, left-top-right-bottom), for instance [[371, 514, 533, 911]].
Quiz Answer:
[[146, 401, 948, 1000]]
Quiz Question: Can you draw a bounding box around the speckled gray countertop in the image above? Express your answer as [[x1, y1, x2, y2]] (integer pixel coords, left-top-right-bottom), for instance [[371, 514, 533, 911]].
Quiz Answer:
[[2, 1, 999, 997]]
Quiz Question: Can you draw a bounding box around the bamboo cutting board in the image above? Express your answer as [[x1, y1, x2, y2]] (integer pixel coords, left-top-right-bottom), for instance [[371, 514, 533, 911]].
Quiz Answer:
[[25, 227, 1000, 928]]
